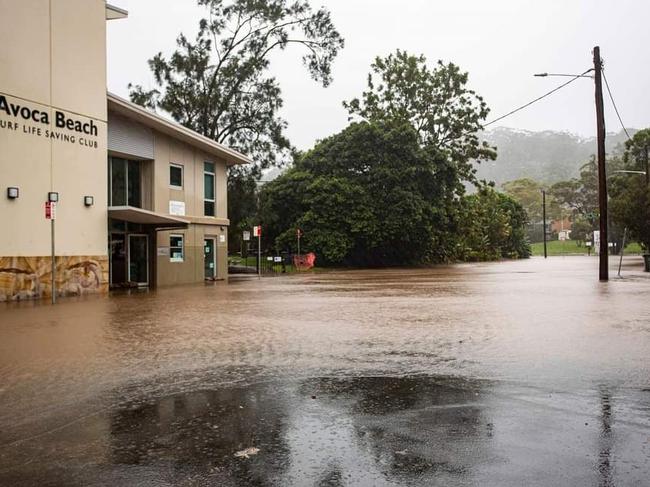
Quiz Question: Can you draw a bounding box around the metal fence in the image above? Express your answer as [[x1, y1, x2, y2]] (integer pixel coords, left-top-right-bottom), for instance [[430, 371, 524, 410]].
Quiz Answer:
[[228, 252, 302, 275]]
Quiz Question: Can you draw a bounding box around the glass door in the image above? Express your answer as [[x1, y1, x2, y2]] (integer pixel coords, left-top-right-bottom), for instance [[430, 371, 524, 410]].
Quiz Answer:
[[204, 238, 216, 279], [128, 234, 149, 286], [110, 233, 126, 286]]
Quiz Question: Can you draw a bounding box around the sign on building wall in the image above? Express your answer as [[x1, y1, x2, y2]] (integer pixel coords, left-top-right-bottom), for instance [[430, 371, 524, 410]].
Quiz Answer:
[[0, 94, 100, 150], [169, 200, 186, 216]]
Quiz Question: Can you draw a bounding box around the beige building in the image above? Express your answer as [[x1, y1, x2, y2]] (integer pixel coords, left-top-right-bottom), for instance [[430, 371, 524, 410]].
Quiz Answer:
[[0, 1, 250, 301]]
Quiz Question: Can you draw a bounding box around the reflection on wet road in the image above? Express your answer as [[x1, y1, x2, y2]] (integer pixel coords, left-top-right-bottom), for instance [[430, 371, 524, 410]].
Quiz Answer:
[[1, 257, 650, 485]]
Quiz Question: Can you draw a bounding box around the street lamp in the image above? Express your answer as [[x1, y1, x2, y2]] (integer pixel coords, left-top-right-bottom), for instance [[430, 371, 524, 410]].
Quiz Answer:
[[535, 47, 608, 281], [610, 170, 647, 176], [534, 72, 594, 79]]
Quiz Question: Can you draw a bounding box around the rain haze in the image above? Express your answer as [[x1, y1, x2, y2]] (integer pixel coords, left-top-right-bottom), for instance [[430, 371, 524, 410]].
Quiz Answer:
[[5, 1, 650, 484], [107, 0, 650, 151]]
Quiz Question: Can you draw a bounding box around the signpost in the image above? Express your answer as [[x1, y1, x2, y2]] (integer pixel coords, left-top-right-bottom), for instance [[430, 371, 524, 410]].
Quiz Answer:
[[296, 228, 302, 256], [45, 201, 57, 303], [253, 225, 261, 278]]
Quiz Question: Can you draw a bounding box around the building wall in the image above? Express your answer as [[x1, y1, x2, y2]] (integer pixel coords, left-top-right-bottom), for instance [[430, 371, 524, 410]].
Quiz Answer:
[[156, 225, 228, 286], [107, 115, 231, 286], [150, 131, 230, 285], [0, 0, 109, 301]]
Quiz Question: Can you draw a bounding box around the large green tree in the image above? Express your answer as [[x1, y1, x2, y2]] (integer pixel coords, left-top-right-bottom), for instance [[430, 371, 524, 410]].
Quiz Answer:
[[259, 121, 457, 266], [128, 0, 344, 241], [343, 50, 496, 188], [610, 130, 650, 251], [259, 121, 529, 266], [259, 52, 530, 266]]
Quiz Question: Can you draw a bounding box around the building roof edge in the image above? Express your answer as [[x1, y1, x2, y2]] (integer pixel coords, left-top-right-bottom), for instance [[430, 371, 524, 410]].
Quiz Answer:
[[107, 92, 252, 166]]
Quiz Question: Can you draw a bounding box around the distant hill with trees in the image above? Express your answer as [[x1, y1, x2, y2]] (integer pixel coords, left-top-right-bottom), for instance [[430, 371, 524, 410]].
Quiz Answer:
[[476, 127, 635, 185]]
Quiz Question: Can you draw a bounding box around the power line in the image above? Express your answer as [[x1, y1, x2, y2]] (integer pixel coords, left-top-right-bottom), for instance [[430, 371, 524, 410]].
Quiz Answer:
[[482, 68, 593, 128], [602, 69, 632, 141]]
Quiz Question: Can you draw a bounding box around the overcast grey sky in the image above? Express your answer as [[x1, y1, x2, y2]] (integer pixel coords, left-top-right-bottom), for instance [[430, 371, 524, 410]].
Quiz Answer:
[[107, 0, 649, 150]]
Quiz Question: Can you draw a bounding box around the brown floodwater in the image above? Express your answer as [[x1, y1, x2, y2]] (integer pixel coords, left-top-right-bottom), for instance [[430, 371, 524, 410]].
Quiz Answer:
[[1, 256, 649, 486]]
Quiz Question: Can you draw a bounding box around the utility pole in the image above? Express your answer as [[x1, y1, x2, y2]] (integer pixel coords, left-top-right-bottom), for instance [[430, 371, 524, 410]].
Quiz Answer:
[[542, 190, 548, 259], [593, 46, 608, 281]]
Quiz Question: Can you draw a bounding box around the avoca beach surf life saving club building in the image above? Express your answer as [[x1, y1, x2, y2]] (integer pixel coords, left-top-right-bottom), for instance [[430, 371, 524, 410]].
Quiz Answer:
[[0, 1, 251, 301]]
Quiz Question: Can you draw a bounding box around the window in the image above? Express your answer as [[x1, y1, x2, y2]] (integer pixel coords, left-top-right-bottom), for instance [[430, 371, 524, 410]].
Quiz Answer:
[[169, 164, 183, 189], [110, 157, 126, 206], [109, 157, 141, 207], [170, 234, 184, 262], [204, 161, 215, 216]]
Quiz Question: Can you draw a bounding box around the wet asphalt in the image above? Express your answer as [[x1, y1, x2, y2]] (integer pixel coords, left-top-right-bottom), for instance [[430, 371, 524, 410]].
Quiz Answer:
[[1, 256, 650, 486]]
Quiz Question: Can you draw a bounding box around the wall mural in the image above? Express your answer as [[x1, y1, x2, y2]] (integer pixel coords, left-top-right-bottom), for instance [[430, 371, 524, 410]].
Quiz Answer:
[[0, 256, 108, 302]]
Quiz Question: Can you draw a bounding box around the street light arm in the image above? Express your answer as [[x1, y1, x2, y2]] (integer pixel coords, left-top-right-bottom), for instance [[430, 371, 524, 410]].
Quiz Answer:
[[534, 71, 594, 79], [609, 170, 647, 177]]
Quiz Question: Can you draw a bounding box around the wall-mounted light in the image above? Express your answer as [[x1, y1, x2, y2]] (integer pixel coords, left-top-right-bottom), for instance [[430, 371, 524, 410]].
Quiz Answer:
[[7, 187, 19, 199], [84, 196, 94, 207], [48, 192, 59, 203], [220, 226, 225, 231]]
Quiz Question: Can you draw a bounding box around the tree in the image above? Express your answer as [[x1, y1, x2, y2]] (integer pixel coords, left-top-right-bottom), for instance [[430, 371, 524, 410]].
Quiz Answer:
[[458, 189, 531, 261], [501, 178, 561, 222], [500, 178, 562, 243], [259, 120, 530, 266], [623, 128, 650, 185], [259, 121, 458, 266], [549, 157, 599, 220], [610, 130, 650, 251], [343, 50, 495, 189], [610, 178, 650, 250], [570, 216, 593, 246], [128, 0, 344, 230]]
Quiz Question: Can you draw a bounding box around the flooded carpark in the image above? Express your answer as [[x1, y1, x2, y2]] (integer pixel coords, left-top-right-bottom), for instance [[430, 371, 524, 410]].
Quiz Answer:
[[1, 256, 650, 486]]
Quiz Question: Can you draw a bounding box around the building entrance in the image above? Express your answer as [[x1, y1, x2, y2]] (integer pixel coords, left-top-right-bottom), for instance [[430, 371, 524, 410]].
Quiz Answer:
[[128, 234, 149, 286], [110, 233, 127, 285], [204, 238, 216, 279], [110, 231, 149, 287]]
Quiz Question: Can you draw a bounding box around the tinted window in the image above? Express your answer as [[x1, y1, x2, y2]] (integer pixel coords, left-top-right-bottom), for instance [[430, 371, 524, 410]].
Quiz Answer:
[[110, 158, 126, 206], [170, 164, 183, 188]]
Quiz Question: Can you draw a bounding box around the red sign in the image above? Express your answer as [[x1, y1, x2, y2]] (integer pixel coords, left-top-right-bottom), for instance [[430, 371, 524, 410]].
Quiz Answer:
[[293, 252, 316, 271], [45, 201, 56, 220], [253, 225, 261, 237]]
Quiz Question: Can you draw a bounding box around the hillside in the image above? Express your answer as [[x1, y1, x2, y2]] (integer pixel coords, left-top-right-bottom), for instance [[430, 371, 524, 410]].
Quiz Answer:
[[475, 127, 635, 185]]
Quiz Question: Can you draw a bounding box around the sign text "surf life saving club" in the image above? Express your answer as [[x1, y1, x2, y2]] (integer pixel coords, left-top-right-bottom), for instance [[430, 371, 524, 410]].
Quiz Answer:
[[0, 94, 99, 149]]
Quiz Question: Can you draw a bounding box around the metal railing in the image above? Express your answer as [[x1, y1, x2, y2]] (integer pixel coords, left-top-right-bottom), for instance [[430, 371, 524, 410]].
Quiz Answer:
[[228, 252, 301, 275]]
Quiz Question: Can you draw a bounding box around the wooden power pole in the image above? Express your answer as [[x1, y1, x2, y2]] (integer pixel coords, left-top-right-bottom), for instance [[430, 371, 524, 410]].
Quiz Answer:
[[593, 46, 608, 281]]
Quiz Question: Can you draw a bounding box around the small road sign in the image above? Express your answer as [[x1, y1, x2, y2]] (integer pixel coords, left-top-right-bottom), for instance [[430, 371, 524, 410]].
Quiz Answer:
[[45, 201, 56, 220]]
